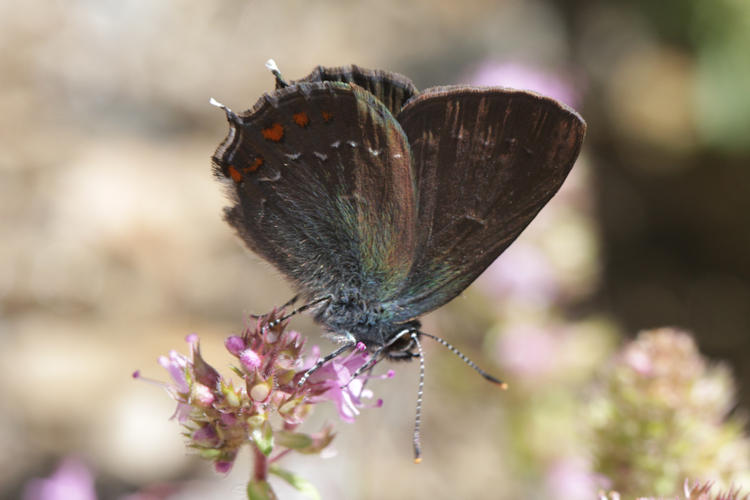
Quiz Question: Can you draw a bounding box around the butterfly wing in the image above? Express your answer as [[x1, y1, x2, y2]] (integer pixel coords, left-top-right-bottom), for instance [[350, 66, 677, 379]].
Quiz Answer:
[[212, 81, 418, 302], [392, 86, 586, 320], [288, 64, 418, 117]]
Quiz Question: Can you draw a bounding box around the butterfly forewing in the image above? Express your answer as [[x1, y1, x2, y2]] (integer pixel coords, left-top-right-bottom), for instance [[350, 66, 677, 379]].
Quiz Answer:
[[392, 86, 586, 319], [213, 81, 418, 301]]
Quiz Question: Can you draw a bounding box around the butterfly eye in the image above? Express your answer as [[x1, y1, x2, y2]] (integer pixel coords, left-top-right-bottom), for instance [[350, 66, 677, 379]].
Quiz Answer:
[[383, 328, 418, 358]]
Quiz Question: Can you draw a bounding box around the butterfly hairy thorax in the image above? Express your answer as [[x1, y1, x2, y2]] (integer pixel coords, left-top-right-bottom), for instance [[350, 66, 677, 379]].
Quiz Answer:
[[211, 60, 586, 460]]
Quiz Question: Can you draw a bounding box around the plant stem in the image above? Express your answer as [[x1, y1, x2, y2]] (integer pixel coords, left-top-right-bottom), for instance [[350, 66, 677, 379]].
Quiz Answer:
[[253, 444, 268, 481]]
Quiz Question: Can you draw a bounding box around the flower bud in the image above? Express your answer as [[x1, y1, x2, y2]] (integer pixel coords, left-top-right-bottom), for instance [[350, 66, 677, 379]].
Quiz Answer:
[[192, 424, 220, 447], [192, 383, 215, 406], [250, 381, 272, 402], [240, 348, 261, 371], [225, 336, 245, 356]]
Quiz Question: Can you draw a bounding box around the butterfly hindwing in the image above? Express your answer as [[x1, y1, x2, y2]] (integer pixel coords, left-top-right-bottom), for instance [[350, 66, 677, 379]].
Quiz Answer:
[[392, 86, 586, 319], [290, 64, 419, 118], [213, 81, 418, 302]]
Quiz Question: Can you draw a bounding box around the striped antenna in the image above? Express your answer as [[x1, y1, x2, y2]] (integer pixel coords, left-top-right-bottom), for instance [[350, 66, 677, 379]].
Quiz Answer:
[[420, 332, 507, 389], [411, 332, 425, 463]]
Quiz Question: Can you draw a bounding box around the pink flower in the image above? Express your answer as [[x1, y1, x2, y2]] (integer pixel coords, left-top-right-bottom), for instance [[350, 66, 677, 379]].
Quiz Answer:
[[307, 344, 391, 423], [157, 351, 189, 394], [545, 457, 602, 500]]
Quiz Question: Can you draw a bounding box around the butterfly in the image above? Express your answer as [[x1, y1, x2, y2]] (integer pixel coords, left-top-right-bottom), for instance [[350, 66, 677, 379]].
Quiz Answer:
[[211, 60, 586, 460]]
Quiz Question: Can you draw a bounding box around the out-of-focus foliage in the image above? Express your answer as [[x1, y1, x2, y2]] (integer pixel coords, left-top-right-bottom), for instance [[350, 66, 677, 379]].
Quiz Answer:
[[642, 0, 750, 152]]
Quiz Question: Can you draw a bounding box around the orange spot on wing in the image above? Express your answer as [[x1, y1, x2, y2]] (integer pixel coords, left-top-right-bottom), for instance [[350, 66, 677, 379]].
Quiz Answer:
[[261, 123, 284, 141], [321, 111, 333, 122], [292, 112, 309, 127], [243, 156, 264, 173], [228, 165, 243, 183]]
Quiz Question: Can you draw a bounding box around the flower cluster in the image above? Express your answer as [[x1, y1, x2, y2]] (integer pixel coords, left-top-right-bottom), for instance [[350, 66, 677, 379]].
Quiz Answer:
[[590, 328, 750, 498], [600, 479, 750, 500], [136, 311, 389, 498]]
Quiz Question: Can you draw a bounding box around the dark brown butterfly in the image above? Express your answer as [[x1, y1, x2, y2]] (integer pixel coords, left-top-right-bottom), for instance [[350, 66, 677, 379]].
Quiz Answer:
[[211, 60, 586, 460]]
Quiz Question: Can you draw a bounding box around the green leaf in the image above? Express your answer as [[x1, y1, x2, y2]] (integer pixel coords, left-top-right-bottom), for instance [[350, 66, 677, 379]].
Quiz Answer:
[[251, 420, 274, 456], [247, 479, 278, 500], [275, 430, 313, 450], [269, 465, 321, 500]]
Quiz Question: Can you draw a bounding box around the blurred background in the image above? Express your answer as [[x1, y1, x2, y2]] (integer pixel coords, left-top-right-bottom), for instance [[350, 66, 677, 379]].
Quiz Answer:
[[2, 0, 749, 498]]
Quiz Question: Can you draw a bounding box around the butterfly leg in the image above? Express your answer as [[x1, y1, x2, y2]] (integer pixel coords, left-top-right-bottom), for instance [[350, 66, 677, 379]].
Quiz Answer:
[[249, 294, 300, 319], [341, 345, 387, 389], [297, 339, 355, 388], [268, 295, 332, 327], [279, 294, 300, 310]]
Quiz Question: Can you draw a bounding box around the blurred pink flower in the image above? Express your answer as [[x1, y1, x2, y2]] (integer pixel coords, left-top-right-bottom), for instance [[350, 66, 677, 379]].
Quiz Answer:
[[495, 323, 563, 378], [470, 61, 581, 108], [546, 457, 603, 500], [478, 241, 560, 306], [622, 346, 653, 375], [23, 457, 96, 500]]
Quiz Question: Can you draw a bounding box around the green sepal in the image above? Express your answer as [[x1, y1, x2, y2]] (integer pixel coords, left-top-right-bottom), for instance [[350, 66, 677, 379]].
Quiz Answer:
[[197, 448, 222, 459], [251, 420, 274, 456], [269, 465, 320, 500], [221, 380, 241, 407], [191, 342, 220, 387], [275, 368, 296, 386], [247, 479, 278, 500]]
